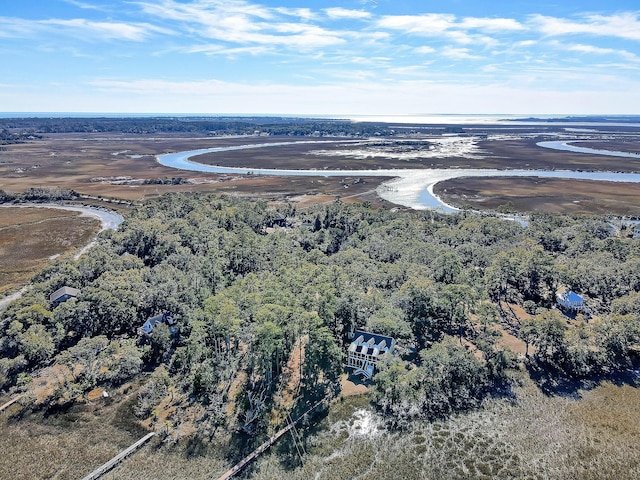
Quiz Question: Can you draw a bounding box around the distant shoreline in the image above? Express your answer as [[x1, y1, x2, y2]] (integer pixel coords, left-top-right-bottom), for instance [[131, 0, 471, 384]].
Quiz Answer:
[[2, 112, 640, 126]]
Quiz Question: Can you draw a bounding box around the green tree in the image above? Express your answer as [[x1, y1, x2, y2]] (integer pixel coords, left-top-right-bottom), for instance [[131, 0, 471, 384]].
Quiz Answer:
[[419, 338, 489, 418], [527, 309, 567, 369], [19, 324, 54, 365], [303, 325, 342, 394]]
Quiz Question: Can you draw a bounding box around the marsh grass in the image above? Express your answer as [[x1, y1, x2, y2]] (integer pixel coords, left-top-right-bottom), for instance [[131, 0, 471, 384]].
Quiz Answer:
[[0, 207, 99, 295], [248, 373, 640, 480], [1, 372, 639, 479]]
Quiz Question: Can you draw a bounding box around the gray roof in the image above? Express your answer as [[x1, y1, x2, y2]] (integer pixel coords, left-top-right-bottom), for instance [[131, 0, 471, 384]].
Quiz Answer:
[[50, 286, 81, 303]]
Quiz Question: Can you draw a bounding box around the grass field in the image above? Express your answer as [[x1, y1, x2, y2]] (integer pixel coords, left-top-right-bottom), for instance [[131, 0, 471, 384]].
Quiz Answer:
[[0, 207, 100, 296]]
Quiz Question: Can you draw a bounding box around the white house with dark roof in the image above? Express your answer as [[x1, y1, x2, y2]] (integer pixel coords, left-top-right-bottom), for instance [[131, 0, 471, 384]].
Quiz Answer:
[[347, 330, 396, 380], [50, 286, 81, 305]]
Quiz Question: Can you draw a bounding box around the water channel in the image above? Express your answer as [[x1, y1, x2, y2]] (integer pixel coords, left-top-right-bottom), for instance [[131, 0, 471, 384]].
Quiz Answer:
[[157, 140, 640, 212]]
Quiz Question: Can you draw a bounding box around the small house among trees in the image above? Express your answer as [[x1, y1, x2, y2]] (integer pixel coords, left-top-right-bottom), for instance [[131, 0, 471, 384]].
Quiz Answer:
[[49, 286, 81, 306], [271, 213, 287, 227], [557, 290, 588, 314], [347, 330, 396, 379], [140, 312, 175, 336]]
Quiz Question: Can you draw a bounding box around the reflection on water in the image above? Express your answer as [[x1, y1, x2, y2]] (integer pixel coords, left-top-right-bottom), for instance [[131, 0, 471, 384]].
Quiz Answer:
[[158, 142, 640, 211], [538, 141, 640, 158]]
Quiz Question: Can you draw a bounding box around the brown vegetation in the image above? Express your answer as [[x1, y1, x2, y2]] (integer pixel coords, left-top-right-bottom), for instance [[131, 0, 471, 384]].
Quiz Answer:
[[0, 382, 152, 480], [0, 207, 100, 295], [0, 134, 394, 206], [434, 177, 640, 216]]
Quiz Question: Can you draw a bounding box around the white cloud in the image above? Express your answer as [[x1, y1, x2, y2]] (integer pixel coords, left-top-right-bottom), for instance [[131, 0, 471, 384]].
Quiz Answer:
[[387, 65, 432, 76], [0, 17, 41, 38], [138, 0, 346, 49], [567, 43, 638, 60], [63, 0, 109, 11], [415, 46, 436, 54], [324, 8, 371, 20], [376, 13, 524, 48], [530, 12, 640, 41], [441, 47, 483, 60], [137, 0, 274, 24], [274, 7, 316, 20], [41, 18, 170, 41], [187, 44, 272, 56], [377, 14, 455, 35], [445, 31, 498, 47], [0, 16, 169, 41], [377, 13, 524, 37], [482, 65, 499, 73], [458, 17, 525, 32]]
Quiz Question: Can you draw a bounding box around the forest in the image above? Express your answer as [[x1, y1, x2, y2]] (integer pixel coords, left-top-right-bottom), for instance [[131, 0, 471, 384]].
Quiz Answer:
[[1, 194, 639, 475]]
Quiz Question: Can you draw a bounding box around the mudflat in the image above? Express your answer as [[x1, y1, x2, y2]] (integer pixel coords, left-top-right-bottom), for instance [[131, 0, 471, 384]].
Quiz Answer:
[[434, 176, 640, 216]]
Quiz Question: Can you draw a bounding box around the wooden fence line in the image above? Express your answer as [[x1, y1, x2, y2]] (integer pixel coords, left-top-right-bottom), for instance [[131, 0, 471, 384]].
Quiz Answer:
[[80, 431, 156, 480], [216, 400, 324, 480]]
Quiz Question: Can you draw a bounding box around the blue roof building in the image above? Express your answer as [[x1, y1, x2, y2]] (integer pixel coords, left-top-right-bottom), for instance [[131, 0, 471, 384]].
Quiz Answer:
[[557, 290, 587, 313]]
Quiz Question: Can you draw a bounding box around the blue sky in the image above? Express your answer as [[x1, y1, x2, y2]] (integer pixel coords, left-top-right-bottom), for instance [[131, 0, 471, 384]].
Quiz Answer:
[[2, 0, 640, 115]]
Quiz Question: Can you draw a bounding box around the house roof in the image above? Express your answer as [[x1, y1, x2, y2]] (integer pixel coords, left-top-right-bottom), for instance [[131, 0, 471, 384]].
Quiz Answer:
[[560, 290, 584, 304], [50, 286, 81, 303], [142, 312, 174, 334], [352, 330, 395, 347]]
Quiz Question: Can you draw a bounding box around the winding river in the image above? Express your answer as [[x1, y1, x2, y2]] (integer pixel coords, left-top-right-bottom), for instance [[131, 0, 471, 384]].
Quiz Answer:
[[538, 140, 640, 158], [158, 140, 640, 213]]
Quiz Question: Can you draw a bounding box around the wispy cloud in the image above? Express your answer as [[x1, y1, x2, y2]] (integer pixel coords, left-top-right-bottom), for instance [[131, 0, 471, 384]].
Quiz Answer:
[[530, 12, 640, 41], [84, 76, 640, 115], [137, 0, 346, 49], [42, 18, 171, 41], [0, 16, 169, 41], [375, 13, 525, 51], [187, 44, 272, 56], [415, 46, 436, 54], [377, 14, 456, 36], [274, 7, 316, 21], [63, 0, 110, 11], [560, 42, 640, 62], [324, 8, 371, 20], [0, 17, 41, 38], [441, 46, 483, 60], [377, 13, 524, 37], [458, 17, 525, 32]]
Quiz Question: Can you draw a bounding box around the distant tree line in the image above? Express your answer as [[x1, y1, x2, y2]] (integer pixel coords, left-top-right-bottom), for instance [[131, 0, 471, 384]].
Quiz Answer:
[[0, 117, 393, 137], [0, 188, 78, 203], [0, 128, 42, 145]]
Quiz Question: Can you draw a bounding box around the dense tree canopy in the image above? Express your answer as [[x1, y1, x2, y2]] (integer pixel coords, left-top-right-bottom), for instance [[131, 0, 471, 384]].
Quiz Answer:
[[1, 193, 639, 437]]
